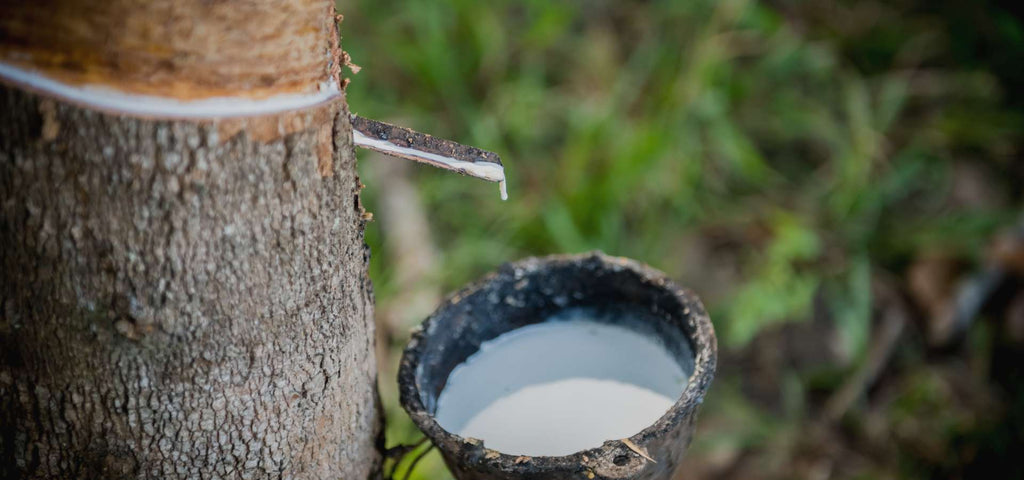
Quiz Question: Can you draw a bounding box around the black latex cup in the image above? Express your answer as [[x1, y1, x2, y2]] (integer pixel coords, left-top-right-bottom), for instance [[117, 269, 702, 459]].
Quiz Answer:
[[398, 252, 717, 480]]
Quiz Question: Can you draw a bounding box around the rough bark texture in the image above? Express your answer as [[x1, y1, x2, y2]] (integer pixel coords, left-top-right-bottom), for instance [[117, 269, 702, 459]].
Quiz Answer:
[[0, 0, 335, 99], [0, 83, 381, 478]]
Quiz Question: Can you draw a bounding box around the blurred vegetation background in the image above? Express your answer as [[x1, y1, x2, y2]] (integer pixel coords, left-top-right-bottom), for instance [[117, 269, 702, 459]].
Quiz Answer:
[[337, 0, 1024, 478]]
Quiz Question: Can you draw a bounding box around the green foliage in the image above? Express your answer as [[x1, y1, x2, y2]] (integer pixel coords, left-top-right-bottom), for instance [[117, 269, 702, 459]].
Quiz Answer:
[[339, 0, 1022, 477], [723, 213, 821, 347]]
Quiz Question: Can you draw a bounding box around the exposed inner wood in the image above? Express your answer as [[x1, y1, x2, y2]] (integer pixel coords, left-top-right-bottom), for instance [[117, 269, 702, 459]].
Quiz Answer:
[[0, 0, 336, 100]]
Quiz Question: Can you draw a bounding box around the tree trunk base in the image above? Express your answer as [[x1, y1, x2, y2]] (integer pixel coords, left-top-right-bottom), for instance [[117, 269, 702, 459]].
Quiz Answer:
[[0, 83, 381, 479]]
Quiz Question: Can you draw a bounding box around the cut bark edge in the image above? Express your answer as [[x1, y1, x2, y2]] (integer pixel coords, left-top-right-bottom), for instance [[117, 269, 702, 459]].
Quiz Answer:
[[0, 61, 343, 119]]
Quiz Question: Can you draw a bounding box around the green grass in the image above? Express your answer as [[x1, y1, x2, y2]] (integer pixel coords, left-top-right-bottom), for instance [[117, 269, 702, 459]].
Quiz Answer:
[[337, 0, 1023, 477]]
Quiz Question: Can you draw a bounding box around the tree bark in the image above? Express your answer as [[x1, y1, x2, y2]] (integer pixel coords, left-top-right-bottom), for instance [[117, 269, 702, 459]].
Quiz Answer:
[[0, 3, 381, 479]]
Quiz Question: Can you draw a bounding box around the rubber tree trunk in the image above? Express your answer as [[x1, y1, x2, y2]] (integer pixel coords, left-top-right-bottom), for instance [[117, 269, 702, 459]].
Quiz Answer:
[[0, 1, 381, 478]]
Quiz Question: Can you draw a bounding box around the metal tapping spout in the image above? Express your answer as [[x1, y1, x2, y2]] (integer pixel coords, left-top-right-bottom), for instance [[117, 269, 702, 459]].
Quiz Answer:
[[351, 114, 508, 200]]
